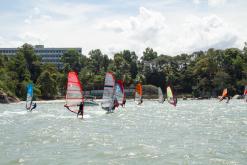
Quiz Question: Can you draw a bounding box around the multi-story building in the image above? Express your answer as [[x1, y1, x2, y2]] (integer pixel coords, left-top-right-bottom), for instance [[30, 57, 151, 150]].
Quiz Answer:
[[0, 45, 82, 68]]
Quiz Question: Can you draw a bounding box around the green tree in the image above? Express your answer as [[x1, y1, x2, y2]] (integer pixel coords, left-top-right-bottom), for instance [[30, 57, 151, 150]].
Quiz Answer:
[[37, 71, 58, 99], [61, 49, 81, 72], [142, 47, 158, 62], [18, 44, 42, 82]]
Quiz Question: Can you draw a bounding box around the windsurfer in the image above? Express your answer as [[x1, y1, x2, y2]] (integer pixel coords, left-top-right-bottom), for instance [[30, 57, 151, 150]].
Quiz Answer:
[[226, 96, 230, 103], [220, 94, 230, 103], [112, 98, 119, 110], [174, 97, 177, 106], [30, 102, 37, 111], [138, 97, 143, 105], [122, 98, 126, 107], [77, 102, 84, 118]]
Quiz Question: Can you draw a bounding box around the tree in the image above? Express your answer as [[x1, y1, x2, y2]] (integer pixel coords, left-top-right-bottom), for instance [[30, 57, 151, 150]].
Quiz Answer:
[[61, 49, 81, 72], [142, 47, 158, 62], [37, 71, 58, 99], [17, 43, 42, 82]]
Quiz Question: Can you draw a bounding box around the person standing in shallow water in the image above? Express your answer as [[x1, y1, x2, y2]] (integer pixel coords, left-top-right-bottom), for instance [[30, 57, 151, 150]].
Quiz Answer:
[[138, 97, 143, 105], [30, 102, 37, 111], [112, 98, 119, 110], [226, 96, 230, 103], [122, 98, 126, 107], [77, 102, 84, 118]]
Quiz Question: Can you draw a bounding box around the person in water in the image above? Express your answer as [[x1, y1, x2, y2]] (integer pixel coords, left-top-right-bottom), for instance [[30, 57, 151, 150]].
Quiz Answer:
[[30, 102, 37, 111], [138, 97, 143, 105], [226, 96, 230, 103], [77, 102, 84, 118], [122, 98, 126, 107], [112, 98, 119, 111], [171, 97, 177, 106], [220, 94, 230, 103]]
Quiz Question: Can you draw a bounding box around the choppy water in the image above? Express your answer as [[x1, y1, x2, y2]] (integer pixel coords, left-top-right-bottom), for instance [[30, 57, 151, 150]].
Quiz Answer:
[[0, 99, 247, 165]]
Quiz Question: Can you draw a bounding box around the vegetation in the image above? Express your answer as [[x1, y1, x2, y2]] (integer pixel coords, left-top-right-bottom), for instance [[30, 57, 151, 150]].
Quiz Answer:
[[0, 43, 247, 100]]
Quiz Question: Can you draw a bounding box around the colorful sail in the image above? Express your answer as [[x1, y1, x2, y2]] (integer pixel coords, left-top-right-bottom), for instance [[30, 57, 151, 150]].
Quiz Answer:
[[26, 83, 33, 110], [167, 86, 177, 106], [115, 80, 125, 105], [101, 72, 115, 109], [244, 85, 247, 101], [222, 88, 228, 97], [158, 87, 164, 103], [219, 88, 227, 101], [135, 83, 142, 104], [64, 71, 83, 114]]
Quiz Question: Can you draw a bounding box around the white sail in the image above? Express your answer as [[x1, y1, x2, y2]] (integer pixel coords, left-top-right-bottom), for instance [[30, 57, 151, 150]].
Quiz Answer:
[[101, 72, 115, 109], [158, 87, 164, 103]]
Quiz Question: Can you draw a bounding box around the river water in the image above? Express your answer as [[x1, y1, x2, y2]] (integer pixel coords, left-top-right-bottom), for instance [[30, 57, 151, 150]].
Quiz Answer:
[[0, 99, 246, 165]]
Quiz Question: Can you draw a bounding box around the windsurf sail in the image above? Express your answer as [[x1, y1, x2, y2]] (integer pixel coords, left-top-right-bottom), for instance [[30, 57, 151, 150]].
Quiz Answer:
[[219, 88, 227, 101], [135, 83, 143, 104], [101, 72, 115, 110], [167, 86, 177, 106], [244, 85, 247, 101], [158, 87, 164, 103], [26, 83, 33, 110], [64, 71, 83, 114], [115, 80, 125, 105]]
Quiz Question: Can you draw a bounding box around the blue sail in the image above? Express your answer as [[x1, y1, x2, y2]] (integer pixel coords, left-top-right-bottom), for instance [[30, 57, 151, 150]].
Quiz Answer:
[[26, 83, 33, 110]]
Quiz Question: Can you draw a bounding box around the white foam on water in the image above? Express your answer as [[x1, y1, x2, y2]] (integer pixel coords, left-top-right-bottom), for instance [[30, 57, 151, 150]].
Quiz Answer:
[[39, 114, 56, 118], [83, 114, 91, 119], [0, 99, 247, 164], [56, 115, 76, 119], [2, 110, 27, 116]]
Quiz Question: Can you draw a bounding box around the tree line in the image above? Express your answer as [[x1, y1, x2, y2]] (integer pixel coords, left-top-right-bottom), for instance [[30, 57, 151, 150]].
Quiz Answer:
[[0, 43, 247, 100]]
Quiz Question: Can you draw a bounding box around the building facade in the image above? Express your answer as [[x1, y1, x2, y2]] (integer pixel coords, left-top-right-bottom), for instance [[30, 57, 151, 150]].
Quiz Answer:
[[0, 45, 82, 68]]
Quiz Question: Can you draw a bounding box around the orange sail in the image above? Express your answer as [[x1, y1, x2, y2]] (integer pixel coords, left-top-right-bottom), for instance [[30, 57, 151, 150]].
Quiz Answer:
[[222, 88, 228, 97], [135, 83, 142, 104], [219, 88, 227, 101]]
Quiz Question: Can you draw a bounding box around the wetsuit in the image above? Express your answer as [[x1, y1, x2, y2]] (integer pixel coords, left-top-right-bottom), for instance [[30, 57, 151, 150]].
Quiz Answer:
[[111, 99, 119, 111], [30, 103, 37, 111], [122, 99, 126, 107], [226, 96, 230, 103], [77, 102, 84, 118]]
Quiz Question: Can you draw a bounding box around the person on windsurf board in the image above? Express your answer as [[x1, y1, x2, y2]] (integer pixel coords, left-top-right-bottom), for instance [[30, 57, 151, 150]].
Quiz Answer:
[[77, 102, 84, 118], [219, 88, 230, 103], [30, 102, 37, 111]]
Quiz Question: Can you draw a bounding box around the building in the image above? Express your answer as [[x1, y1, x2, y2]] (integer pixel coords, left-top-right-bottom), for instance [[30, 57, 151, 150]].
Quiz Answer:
[[0, 45, 82, 68]]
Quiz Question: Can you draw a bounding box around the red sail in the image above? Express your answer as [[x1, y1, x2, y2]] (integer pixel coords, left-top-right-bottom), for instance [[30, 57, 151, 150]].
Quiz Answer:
[[116, 80, 125, 105], [64, 71, 83, 113]]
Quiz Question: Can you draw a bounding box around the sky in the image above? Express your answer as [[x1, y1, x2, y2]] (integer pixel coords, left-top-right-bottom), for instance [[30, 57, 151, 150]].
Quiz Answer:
[[0, 0, 246, 57]]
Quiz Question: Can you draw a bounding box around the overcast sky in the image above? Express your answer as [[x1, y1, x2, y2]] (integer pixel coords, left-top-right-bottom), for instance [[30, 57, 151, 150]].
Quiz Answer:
[[0, 0, 246, 57]]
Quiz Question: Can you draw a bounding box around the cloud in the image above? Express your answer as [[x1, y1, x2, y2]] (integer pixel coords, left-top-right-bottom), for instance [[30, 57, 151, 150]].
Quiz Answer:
[[98, 7, 238, 55], [193, 0, 201, 4], [0, 1, 244, 57], [193, 0, 227, 6], [208, 0, 227, 6], [178, 15, 238, 52]]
